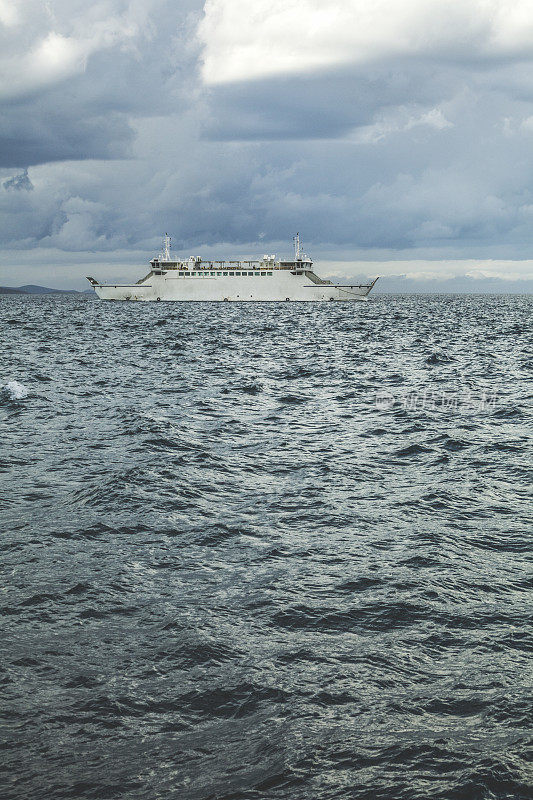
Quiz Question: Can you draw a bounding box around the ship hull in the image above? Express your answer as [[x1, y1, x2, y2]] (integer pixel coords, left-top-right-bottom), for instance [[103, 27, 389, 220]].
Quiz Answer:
[[92, 272, 373, 302]]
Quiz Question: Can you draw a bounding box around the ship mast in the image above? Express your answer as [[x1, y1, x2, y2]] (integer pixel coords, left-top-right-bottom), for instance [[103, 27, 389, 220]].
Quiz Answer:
[[163, 232, 171, 261], [294, 232, 301, 261]]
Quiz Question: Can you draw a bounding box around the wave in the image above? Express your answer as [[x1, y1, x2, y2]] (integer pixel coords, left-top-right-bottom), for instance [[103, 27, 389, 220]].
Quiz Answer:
[[2, 293, 531, 800], [3, 380, 28, 400]]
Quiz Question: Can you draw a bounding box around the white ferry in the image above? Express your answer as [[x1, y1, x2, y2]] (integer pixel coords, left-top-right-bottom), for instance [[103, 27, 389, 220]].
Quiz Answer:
[[87, 234, 378, 302]]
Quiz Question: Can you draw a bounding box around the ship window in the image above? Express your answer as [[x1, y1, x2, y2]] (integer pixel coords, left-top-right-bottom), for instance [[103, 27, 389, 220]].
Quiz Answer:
[[217, 272, 222, 276], [235, 271, 241, 276], [223, 271, 228, 275], [179, 272, 185, 276], [267, 272, 272, 276]]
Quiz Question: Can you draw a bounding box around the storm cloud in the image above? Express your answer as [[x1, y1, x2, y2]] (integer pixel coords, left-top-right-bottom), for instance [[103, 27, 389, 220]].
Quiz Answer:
[[1, 0, 533, 288]]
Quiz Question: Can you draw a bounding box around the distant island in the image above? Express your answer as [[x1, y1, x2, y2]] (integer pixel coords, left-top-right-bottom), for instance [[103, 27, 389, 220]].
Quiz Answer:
[[0, 285, 92, 295]]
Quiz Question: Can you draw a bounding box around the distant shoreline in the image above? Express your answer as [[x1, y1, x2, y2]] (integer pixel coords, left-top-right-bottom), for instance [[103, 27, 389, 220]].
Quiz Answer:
[[0, 285, 92, 295]]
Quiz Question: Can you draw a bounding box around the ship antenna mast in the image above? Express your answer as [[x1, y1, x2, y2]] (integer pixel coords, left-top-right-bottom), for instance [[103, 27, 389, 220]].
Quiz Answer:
[[163, 233, 171, 261], [294, 232, 301, 261]]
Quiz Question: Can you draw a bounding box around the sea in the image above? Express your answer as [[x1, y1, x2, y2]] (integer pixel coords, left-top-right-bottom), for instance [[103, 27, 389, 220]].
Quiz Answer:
[[1, 293, 531, 800]]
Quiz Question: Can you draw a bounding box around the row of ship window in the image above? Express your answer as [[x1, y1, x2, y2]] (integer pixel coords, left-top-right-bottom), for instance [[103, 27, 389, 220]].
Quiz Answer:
[[165, 271, 273, 277]]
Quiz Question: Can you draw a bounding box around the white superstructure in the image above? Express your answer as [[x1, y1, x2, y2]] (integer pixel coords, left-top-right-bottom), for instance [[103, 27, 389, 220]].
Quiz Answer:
[[87, 234, 378, 302]]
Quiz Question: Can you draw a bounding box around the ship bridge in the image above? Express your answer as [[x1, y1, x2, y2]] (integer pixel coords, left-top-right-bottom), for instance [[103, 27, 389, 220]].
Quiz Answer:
[[278, 233, 312, 272]]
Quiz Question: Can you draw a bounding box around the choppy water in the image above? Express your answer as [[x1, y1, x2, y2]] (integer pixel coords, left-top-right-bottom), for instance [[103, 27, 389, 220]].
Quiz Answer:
[[1, 294, 532, 800]]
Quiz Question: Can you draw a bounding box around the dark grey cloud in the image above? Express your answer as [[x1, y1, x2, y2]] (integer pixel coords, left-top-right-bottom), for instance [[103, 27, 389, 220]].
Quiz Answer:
[[203, 60, 455, 141], [0, 92, 134, 168], [0, 0, 202, 167]]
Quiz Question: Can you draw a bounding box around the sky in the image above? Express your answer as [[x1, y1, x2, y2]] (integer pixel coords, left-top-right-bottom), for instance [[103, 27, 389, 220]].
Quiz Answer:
[[1, 0, 533, 291]]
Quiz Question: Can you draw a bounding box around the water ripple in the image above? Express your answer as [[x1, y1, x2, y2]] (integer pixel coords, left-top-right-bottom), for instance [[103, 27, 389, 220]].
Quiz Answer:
[[1, 293, 531, 800]]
